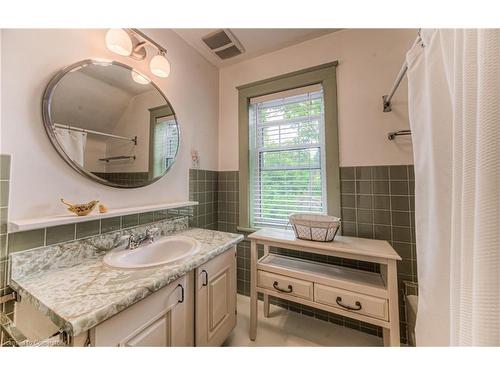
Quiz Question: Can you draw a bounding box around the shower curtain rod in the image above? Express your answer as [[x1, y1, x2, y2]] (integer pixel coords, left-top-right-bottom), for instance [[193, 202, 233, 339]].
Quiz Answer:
[[382, 33, 422, 113], [53, 124, 138, 145]]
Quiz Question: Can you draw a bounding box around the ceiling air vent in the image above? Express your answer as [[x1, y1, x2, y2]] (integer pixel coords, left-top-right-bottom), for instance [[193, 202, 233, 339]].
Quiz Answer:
[[202, 29, 245, 60]]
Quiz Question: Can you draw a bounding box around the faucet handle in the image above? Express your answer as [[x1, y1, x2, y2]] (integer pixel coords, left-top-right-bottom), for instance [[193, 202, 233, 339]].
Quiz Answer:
[[112, 234, 134, 250], [146, 227, 160, 241]]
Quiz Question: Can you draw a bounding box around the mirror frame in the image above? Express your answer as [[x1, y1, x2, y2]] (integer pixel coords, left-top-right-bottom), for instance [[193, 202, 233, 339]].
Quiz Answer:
[[41, 58, 180, 189]]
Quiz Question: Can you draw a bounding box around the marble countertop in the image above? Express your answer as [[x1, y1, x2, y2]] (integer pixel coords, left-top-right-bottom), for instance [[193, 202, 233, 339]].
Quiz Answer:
[[10, 222, 243, 337]]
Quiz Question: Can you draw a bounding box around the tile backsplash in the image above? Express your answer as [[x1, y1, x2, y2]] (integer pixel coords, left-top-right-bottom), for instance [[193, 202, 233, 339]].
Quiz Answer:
[[189, 169, 218, 230], [0, 155, 11, 346]]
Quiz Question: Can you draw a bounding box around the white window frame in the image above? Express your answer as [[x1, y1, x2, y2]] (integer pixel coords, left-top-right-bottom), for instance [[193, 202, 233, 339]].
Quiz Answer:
[[248, 85, 327, 228]]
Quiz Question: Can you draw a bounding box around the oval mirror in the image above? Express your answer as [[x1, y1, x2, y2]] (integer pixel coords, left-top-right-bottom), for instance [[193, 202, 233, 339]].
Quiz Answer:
[[42, 59, 179, 188]]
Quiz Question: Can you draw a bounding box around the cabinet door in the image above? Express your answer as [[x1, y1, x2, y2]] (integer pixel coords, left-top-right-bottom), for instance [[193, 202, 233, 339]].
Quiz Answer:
[[91, 272, 194, 347], [195, 247, 236, 346], [123, 311, 172, 347]]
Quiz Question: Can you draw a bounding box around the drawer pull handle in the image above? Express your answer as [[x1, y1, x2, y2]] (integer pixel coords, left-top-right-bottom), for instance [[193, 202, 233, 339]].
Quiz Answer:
[[336, 297, 362, 311], [201, 270, 209, 286], [177, 284, 184, 303], [273, 281, 293, 293]]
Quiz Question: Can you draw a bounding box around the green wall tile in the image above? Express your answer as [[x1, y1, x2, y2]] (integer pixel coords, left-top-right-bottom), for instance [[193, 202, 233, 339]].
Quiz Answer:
[[0, 234, 6, 261], [373, 195, 390, 209], [392, 211, 411, 227], [0, 260, 6, 289], [355, 166, 372, 180], [392, 226, 412, 242], [372, 166, 389, 180], [374, 210, 391, 225], [76, 220, 100, 239], [101, 217, 121, 233], [0, 207, 7, 234], [390, 181, 409, 195], [391, 196, 410, 211], [374, 225, 391, 240], [357, 223, 373, 238], [356, 195, 373, 209], [356, 209, 373, 224], [0, 181, 9, 207], [393, 241, 412, 260], [139, 212, 154, 224], [389, 165, 408, 180], [409, 180, 415, 195], [8, 229, 45, 253], [373, 181, 390, 194], [0, 155, 11, 180], [122, 214, 139, 228], [341, 194, 355, 208], [46, 224, 75, 245], [342, 221, 356, 237], [356, 181, 373, 194], [340, 167, 354, 180], [408, 165, 415, 180], [341, 208, 356, 222]]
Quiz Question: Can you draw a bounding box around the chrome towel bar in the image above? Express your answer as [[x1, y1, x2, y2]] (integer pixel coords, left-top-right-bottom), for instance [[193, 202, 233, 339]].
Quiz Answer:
[[388, 129, 412, 140]]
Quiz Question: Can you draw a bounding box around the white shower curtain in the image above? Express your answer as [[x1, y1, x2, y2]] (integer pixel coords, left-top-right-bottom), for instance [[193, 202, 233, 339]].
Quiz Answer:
[[54, 124, 87, 166], [407, 29, 500, 346]]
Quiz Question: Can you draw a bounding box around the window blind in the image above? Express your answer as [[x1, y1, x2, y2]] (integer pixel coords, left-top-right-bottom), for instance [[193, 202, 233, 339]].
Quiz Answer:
[[249, 84, 326, 228]]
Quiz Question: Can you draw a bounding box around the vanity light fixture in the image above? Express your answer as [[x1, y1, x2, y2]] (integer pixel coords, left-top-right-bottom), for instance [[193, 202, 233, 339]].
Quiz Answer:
[[105, 29, 133, 56], [105, 28, 170, 78]]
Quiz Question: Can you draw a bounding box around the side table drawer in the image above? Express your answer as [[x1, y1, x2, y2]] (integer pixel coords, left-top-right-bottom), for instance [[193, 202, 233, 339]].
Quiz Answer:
[[314, 283, 388, 321], [258, 271, 313, 301]]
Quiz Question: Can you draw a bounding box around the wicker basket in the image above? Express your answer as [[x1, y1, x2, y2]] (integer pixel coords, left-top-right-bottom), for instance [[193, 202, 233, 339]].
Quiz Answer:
[[289, 213, 341, 242]]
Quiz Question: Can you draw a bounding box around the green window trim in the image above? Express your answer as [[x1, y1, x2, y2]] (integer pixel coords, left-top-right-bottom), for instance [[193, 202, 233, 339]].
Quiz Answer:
[[237, 61, 340, 230]]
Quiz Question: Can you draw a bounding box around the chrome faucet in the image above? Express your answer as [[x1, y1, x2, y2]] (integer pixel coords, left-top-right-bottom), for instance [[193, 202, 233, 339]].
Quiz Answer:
[[126, 228, 160, 250]]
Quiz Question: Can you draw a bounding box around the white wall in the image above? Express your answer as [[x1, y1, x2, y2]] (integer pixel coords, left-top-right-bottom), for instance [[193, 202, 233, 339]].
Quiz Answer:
[[218, 29, 416, 170], [106, 90, 165, 173], [0, 29, 219, 220]]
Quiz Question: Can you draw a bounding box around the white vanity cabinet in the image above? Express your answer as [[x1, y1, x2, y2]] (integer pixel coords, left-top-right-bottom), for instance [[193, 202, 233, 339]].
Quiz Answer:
[[9, 248, 239, 347], [195, 246, 237, 346], [92, 246, 237, 347], [90, 272, 194, 347]]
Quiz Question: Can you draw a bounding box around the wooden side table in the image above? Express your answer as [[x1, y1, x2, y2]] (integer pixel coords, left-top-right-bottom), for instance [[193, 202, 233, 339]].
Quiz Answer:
[[248, 228, 402, 346]]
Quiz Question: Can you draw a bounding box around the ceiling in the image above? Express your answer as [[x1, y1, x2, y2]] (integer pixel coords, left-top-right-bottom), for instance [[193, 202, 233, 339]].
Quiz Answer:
[[173, 29, 341, 68], [82, 64, 154, 96]]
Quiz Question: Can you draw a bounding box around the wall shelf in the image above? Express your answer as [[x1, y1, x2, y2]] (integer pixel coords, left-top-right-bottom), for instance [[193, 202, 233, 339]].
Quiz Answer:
[[8, 201, 198, 233]]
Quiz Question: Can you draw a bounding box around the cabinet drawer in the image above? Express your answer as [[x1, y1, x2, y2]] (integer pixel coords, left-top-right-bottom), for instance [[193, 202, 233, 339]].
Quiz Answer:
[[258, 271, 313, 301], [314, 284, 388, 321]]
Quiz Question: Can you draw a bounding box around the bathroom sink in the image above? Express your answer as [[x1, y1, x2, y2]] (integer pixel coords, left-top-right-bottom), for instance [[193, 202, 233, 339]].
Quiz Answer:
[[103, 236, 201, 270]]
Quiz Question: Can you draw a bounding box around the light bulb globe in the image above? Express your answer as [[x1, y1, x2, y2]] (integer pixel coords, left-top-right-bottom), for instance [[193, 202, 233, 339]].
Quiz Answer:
[[149, 54, 170, 78], [105, 29, 133, 56]]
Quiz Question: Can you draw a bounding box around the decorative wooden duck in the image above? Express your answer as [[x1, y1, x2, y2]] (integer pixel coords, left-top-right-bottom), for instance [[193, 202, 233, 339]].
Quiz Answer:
[[60, 198, 99, 216]]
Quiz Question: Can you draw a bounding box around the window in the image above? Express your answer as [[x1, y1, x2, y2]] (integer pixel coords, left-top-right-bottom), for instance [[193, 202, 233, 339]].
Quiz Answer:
[[237, 62, 340, 231], [249, 85, 326, 228], [153, 115, 178, 175]]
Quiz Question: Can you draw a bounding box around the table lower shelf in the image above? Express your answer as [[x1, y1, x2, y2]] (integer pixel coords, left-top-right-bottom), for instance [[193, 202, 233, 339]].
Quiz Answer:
[[257, 254, 390, 328], [258, 254, 387, 298]]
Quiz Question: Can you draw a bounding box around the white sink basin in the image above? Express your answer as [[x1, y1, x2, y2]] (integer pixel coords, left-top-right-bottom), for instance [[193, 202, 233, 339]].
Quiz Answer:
[[103, 236, 201, 270]]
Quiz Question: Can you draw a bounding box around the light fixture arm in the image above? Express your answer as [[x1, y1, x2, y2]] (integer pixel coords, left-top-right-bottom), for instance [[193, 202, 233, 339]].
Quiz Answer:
[[128, 28, 167, 55]]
